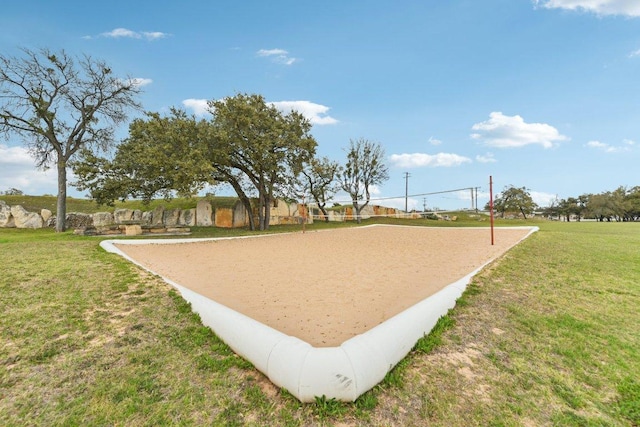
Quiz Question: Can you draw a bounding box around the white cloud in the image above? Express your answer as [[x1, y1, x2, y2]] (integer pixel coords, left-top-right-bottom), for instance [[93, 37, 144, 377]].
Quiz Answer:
[[270, 101, 338, 125], [533, 0, 640, 17], [181, 98, 338, 125], [628, 49, 640, 58], [0, 145, 59, 195], [0, 144, 33, 165], [530, 191, 559, 207], [257, 49, 288, 56], [476, 152, 497, 163], [121, 77, 153, 88], [428, 136, 442, 146], [257, 48, 297, 65], [586, 139, 632, 153], [102, 28, 139, 38], [99, 28, 169, 41], [182, 99, 210, 116], [471, 112, 568, 149], [389, 152, 472, 168], [141, 31, 168, 41]]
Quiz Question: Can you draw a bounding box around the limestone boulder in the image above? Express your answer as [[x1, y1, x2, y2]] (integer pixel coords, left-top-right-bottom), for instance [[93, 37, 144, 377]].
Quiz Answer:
[[40, 209, 52, 223], [142, 211, 153, 225], [114, 208, 135, 224], [163, 208, 181, 226], [179, 208, 196, 226], [215, 207, 233, 228], [65, 212, 92, 228], [151, 206, 165, 226], [196, 200, 213, 226], [232, 199, 250, 227], [93, 212, 114, 227], [359, 204, 374, 220], [11, 205, 44, 229], [0, 201, 15, 227]]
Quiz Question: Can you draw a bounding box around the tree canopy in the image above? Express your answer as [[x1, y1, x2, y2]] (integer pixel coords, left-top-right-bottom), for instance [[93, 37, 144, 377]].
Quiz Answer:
[[73, 109, 213, 205], [208, 94, 316, 230], [545, 186, 640, 222], [488, 185, 537, 219], [74, 93, 317, 230], [0, 48, 141, 231], [340, 138, 389, 223], [294, 156, 342, 222]]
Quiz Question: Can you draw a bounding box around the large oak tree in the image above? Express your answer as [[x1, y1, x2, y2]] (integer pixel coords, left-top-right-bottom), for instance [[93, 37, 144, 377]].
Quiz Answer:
[[73, 109, 213, 206], [74, 93, 317, 231], [488, 185, 537, 219], [208, 94, 317, 230], [0, 48, 141, 231]]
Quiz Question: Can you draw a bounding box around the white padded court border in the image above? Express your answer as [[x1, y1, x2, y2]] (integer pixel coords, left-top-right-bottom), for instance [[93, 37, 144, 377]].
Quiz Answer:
[[100, 225, 538, 402]]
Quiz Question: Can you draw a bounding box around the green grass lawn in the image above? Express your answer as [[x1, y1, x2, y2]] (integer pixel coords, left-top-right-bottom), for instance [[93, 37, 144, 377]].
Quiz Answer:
[[1, 219, 638, 426]]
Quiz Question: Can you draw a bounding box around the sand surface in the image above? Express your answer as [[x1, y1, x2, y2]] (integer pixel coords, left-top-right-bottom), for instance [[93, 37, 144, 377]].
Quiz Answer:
[[116, 226, 531, 347]]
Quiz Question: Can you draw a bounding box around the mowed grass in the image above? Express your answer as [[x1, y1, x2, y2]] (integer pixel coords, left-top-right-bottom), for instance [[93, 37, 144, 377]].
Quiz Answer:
[[1, 220, 638, 426]]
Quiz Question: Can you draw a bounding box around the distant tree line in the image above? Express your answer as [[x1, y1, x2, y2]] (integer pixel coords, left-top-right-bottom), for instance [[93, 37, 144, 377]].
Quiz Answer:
[[486, 185, 640, 222], [1, 188, 24, 196], [542, 186, 640, 222]]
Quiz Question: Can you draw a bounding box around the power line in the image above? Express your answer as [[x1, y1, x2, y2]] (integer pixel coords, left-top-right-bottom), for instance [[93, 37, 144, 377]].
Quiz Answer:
[[328, 186, 478, 204]]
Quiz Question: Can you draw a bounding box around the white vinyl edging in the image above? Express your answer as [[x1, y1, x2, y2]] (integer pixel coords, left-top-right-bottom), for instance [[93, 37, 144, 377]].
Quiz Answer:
[[100, 225, 538, 402]]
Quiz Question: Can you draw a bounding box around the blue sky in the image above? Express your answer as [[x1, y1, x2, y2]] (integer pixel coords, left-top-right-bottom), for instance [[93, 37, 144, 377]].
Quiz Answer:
[[1, 0, 639, 210]]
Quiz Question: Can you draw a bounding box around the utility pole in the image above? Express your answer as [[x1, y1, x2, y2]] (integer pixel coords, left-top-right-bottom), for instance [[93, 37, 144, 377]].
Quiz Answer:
[[404, 172, 411, 213], [474, 187, 480, 212], [470, 187, 474, 210]]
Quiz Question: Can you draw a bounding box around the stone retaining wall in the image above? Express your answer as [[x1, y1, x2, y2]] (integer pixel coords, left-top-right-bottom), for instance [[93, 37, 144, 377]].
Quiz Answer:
[[0, 199, 416, 231]]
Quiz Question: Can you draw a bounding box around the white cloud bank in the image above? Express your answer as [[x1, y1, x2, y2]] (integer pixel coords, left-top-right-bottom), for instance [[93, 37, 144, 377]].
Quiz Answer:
[[182, 99, 338, 125], [533, 0, 640, 17], [117, 77, 152, 88], [530, 191, 559, 207], [428, 136, 442, 146], [471, 112, 568, 149], [270, 101, 338, 125], [389, 153, 472, 168], [0, 145, 59, 195], [476, 153, 497, 163], [257, 48, 297, 65], [101, 28, 169, 40], [586, 139, 635, 153], [182, 99, 210, 116]]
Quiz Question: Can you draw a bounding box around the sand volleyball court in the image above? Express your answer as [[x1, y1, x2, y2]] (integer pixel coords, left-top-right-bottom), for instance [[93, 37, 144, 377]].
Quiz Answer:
[[113, 225, 533, 347]]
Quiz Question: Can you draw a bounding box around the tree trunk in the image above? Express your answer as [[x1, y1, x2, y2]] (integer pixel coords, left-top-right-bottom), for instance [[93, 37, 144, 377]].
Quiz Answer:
[[256, 192, 267, 231], [263, 194, 271, 230], [520, 207, 528, 219], [217, 172, 255, 230], [56, 159, 67, 232], [353, 201, 361, 224], [319, 205, 330, 222]]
